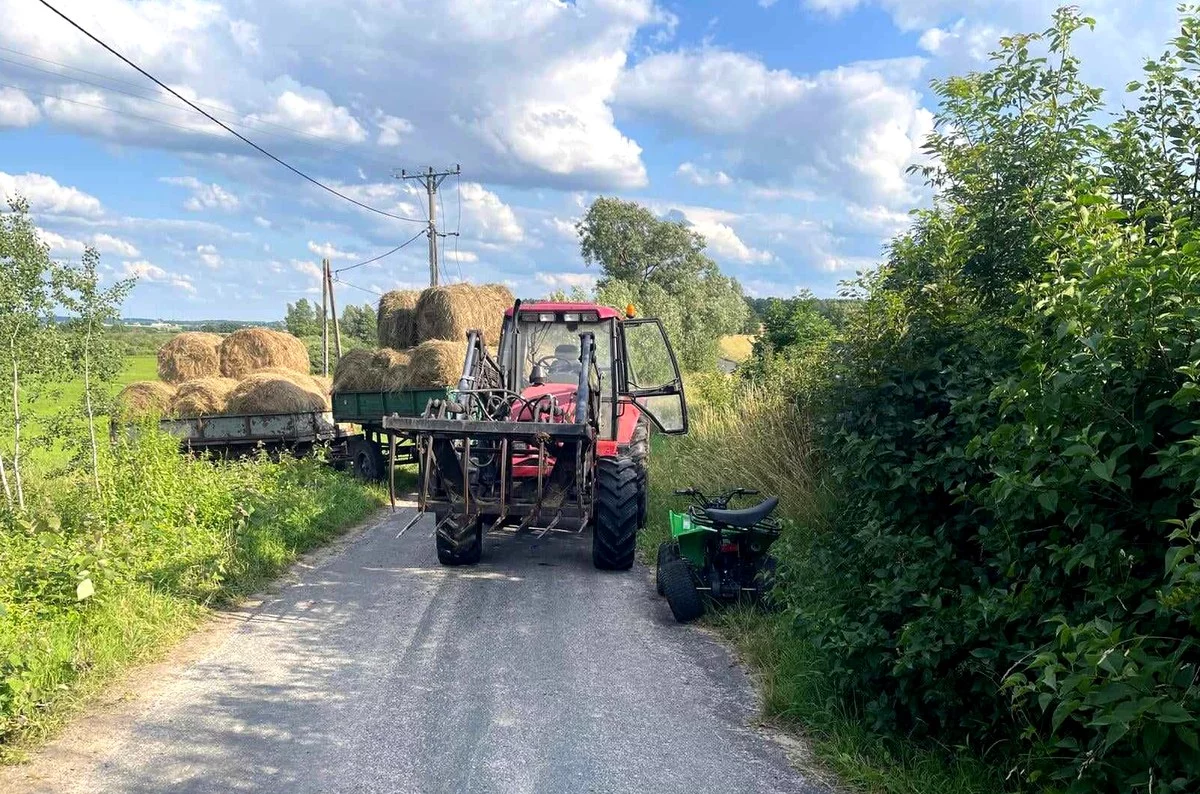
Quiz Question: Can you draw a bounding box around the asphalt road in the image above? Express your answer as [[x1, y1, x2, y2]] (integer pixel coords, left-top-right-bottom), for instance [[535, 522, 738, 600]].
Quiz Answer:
[[14, 508, 827, 794]]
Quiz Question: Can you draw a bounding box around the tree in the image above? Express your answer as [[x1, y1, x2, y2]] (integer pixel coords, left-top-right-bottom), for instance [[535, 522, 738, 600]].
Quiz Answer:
[[340, 303, 376, 344], [577, 197, 711, 292], [59, 247, 134, 498], [285, 298, 320, 337], [0, 197, 68, 509], [578, 197, 748, 371]]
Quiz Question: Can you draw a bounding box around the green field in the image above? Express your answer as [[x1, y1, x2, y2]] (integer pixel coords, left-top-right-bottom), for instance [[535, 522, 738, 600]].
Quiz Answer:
[[18, 353, 157, 470]]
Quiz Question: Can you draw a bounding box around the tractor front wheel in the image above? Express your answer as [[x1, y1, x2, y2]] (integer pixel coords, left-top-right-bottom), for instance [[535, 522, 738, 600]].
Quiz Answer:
[[436, 513, 483, 566], [592, 457, 639, 570], [660, 559, 705, 623]]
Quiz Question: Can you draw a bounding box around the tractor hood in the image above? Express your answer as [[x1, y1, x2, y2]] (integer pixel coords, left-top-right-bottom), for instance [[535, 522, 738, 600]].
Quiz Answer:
[[509, 382, 579, 423]]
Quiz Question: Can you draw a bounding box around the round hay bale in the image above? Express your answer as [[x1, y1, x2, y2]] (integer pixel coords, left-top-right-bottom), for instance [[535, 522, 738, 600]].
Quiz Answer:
[[225, 372, 329, 415], [374, 348, 412, 392], [377, 290, 421, 349], [407, 340, 467, 387], [219, 328, 310, 379], [116, 381, 176, 420], [331, 349, 377, 392], [312, 374, 332, 394], [156, 332, 222, 384], [414, 283, 514, 344], [169, 377, 238, 418], [331, 348, 412, 393]]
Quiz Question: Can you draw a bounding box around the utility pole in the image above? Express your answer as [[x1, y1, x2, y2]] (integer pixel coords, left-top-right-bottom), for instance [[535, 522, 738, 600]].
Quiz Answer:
[[321, 259, 329, 376], [324, 258, 342, 360], [396, 165, 460, 287]]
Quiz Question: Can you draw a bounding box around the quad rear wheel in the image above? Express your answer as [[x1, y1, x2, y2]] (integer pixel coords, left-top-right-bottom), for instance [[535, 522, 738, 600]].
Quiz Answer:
[[660, 559, 705, 623], [656, 541, 681, 595], [592, 456, 638, 570]]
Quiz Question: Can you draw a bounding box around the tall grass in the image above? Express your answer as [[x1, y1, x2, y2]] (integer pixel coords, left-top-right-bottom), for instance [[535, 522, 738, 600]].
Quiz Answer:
[[644, 380, 1014, 793], [0, 431, 382, 758]]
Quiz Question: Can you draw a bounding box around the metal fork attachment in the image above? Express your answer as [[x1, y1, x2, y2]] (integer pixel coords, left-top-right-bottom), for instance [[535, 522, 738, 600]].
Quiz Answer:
[[383, 329, 598, 535]]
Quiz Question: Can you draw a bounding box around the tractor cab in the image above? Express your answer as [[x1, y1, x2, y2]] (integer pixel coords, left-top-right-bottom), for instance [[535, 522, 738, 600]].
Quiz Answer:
[[497, 302, 688, 440], [384, 299, 688, 570]]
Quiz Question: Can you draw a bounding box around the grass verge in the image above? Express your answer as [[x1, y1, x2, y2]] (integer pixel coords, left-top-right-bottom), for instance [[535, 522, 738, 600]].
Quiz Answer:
[[640, 391, 1016, 794], [0, 431, 383, 761]]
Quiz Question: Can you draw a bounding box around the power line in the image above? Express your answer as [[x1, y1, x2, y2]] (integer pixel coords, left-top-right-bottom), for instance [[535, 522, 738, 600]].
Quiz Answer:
[[333, 229, 425, 274], [332, 276, 384, 297], [0, 80, 221, 137], [34, 0, 424, 225]]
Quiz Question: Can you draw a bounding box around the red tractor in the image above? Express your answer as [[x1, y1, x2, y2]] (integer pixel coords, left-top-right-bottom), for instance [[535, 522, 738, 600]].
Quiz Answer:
[[384, 300, 688, 569]]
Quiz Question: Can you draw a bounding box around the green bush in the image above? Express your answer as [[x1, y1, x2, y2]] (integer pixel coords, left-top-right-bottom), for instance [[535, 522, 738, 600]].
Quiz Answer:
[[0, 431, 379, 751], [776, 9, 1200, 791]]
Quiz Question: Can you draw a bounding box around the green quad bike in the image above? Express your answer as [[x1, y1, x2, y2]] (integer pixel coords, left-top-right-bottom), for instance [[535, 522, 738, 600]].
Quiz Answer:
[[656, 487, 781, 623]]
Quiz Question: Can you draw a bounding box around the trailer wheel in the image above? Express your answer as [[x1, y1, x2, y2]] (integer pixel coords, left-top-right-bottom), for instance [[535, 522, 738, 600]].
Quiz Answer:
[[660, 559, 705, 623], [628, 419, 650, 529], [592, 456, 639, 570], [436, 514, 483, 566], [349, 438, 384, 481]]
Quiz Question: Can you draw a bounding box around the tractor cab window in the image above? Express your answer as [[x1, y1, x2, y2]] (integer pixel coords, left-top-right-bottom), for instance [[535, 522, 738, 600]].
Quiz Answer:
[[514, 315, 617, 435], [620, 318, 688, 434]]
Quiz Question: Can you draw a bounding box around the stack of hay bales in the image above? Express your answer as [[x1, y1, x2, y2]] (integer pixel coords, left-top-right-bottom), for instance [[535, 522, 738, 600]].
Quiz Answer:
[[119, 327, 331, 420], [337, 283, 512, 392]]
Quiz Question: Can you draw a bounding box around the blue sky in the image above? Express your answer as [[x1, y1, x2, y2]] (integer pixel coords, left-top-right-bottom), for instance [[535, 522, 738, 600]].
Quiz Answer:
[[0, 0, 1181, 320]]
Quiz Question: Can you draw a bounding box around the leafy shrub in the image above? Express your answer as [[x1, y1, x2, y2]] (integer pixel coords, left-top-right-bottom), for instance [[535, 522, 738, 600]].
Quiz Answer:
[[778, 9, 1200, 792], [0, 431, 379, 750]]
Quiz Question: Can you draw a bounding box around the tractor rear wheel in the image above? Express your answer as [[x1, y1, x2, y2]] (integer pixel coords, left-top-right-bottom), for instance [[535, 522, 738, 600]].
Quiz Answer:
[[436, 513, 483, 566], [592, 456, 639, 570], [656, 541, 680, 595], [660, 559, 705, 623]]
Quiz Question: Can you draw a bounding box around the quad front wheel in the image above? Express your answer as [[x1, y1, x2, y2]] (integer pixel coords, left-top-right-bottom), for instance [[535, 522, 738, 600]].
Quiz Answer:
[[660, 559, 705, 623]]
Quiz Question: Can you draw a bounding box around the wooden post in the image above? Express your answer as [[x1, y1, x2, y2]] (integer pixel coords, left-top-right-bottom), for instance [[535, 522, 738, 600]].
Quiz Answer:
[[321, 259, 329, 376], [326, 258, 343, 360]]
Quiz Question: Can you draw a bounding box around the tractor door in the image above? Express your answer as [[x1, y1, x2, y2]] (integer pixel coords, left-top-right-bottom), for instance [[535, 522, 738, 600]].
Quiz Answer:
[[619, 318, 688, 434]]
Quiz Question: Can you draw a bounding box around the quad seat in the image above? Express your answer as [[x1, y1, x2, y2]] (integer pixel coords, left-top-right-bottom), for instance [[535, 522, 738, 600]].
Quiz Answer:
[[701, 496, 779, 529]]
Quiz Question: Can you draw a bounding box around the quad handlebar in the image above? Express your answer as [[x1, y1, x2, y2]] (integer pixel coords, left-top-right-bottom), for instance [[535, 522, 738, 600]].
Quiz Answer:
[[673, 487, 759, 510]]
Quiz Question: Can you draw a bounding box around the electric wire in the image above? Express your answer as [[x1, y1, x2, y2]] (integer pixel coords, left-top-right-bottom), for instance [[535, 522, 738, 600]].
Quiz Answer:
[[34, 0, 424, 224], [332, 276, 385, 297], [333, 229, 425, 274]]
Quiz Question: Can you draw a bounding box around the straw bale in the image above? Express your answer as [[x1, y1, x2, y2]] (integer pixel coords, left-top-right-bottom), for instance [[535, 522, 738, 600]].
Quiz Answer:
[[414, 283, 513, 344], [169, 377, 238, 417], [219, 328, 310, 378], [116, 381, 176, 419], [156, 332, 222, 384], [225, 372, 329, 415], [377, 290, 421, 349]]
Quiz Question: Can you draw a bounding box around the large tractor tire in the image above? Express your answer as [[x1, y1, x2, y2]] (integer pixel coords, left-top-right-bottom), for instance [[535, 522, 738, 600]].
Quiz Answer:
[[436, 513, 483, 566], [628, 419, 650, 529], [660, 559, 705, 623], [592, 456, 639, 570]]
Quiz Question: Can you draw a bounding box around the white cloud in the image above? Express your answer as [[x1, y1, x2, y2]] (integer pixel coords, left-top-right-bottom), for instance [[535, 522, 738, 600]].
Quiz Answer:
[[246, 87, 367, 144], [307, 240, 358, 260], [662, 206, 773, 264], [846, 204, 913, 237], [676, 162, 732, 187], [290, 259, 323, 280], [445, 249, 478, 263], [92, 233, 139, 257], [121, 259, 196, 293], [196, 243, 222, 268], [376, 113, 415, 147], [254, 216, 272, 228], [618, 50, 933, 207], [0, 171, 103, 216], [0, 86, 39, 128], [161, 176, 241, 212], [37, 227, 85, 257], [459, 182, 523, 243], [0, 0, 667, 190], [536, 272, 597, 291], [545, 216, 579, 241]]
